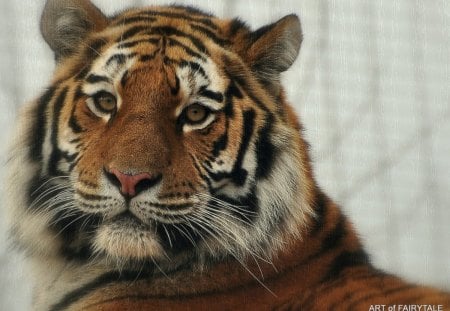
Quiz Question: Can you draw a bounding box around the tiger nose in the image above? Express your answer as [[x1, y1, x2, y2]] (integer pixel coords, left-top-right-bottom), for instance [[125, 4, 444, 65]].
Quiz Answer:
[[106, 168, 158, 198]]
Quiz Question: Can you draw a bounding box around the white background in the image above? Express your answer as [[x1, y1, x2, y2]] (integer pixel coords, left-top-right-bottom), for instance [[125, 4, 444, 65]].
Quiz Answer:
[[0, 1, 449, 310]]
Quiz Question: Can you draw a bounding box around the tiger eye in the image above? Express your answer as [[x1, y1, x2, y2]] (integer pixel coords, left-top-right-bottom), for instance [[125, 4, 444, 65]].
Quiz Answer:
[[94, 92, 117, 113], [185, 104, 208, 123]]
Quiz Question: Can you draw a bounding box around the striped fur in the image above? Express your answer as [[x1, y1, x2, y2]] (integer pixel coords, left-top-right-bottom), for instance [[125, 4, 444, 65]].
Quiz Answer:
[[6, 1, 449, 310]]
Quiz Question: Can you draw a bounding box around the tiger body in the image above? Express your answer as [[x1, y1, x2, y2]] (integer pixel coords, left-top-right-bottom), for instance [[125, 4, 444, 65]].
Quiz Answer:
[[5, 1, 449, 310]]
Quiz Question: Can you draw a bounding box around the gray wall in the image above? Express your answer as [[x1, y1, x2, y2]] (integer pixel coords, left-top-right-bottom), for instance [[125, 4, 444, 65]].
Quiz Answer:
[[1, 0, 449, 309]]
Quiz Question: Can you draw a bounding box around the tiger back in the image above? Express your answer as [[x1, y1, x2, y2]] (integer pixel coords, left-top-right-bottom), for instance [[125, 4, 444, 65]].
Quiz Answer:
[[6, 0, 450, 310]]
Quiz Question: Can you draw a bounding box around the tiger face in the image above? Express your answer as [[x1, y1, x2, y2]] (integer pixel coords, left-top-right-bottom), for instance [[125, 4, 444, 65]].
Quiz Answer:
[[9, 0, 313, 268]]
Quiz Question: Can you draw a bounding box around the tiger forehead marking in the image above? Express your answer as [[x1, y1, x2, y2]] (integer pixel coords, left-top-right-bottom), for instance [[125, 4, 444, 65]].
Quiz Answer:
[[75, 39, 244, 199]]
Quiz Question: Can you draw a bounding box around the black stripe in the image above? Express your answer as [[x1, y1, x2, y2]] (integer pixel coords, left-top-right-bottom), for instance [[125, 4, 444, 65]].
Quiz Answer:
[[169, 75, 180, 96], [138, 10, 218, 30], [111, 15, 157, 25], [308, 191, 328, 236], [68, 39, 107, 81], [118, 25, 209, 55], [68, 153, 83, 172], [223, 55, 272, 114], [210, 80, 241, 157], [199, 86, 223, 103], [208, 109, 255, 187], [321, 214, 346, 252], [321, 249, 370, 282], [168, 5, 214, 18], [120, 25, 150, 41], [60, 151, 78, 163], [156, 221, 202, 252], [295, 212, 348, 270], [74, 66, 91, 80], [26, 175, 52, 209], [61, 244, 94, 262], [117, 38, 160, 49], [224, 81, 242, 117], [106, 54, 127, 66], [229, 18, 248, 37], [120, 70, 129, 88], [146, 26, 208, 54], [232, 81, 280, 196], [73, 85, 85, 101], [30, 87, 56, 161], [48, 87, 69, 176], [254, 113, 276, 179], [179, 60, 208, 79], [190, 24, 229, 46], [69, 99, 84, 134], [212, 132, 228, 158], [140, 52, 158, 62], [168, 37, 205, 60], [188, 152, 212, 190], [53, 212, 101, 260], [68, 159, 80, 172], [69, 138, 81, 144], [213, 187, 259, 224], [84, 38, 107, 60], [86, 74, 110, 84], [78, 178, 97, 190], [234, 75, 271, 113], [49, 270, 152, 311], [144, 202, 192, 211], [76, 190, 112, 201]]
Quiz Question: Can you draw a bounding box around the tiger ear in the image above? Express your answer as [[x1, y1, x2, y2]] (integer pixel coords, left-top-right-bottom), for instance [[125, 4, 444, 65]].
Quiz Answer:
[[246, 14, 302, 82], [40, 0, 108, 61]]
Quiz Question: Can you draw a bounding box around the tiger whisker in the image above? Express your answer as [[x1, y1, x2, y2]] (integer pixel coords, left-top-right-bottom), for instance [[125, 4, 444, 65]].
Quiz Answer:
[[53, 214, 89, 238], [193, 211, 273, 266], [195, 193, 257, 215], [200, 204, 285, 248], [171, 222, 197, 249], [183, 215, 215, 255], [185, 215, 276, 296], [29, 184, 73, 209], [190, 211, 261, 260], [30, 175, 71, 196], [161, 224, 173, 248], [150, 256, 172, 282]]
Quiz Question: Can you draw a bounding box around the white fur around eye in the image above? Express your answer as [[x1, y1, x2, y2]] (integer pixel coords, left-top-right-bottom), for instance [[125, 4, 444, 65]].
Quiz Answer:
[[85, 94, 119, 122], [183, 113, 216, 133], [86, 97, 111, 119]]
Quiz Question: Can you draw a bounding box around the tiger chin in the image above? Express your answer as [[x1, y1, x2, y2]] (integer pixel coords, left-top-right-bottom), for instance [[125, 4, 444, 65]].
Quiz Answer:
[[5, 1, 449, 310]]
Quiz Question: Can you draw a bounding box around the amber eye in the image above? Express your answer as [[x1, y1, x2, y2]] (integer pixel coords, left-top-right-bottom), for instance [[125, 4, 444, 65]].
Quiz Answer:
[[93, 92, 117, 113], [185, 103, 209, 124]]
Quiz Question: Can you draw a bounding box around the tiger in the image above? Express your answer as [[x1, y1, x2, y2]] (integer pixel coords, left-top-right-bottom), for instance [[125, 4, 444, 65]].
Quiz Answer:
[[5, 0, 449, 310]]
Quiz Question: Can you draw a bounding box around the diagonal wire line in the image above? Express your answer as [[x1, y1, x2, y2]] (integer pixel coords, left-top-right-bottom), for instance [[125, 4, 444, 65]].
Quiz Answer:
[[338, 106, 450, 203]]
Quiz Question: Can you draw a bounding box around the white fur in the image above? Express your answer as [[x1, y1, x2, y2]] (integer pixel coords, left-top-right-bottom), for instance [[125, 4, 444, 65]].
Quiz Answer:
[[93, 217, 164, 261]]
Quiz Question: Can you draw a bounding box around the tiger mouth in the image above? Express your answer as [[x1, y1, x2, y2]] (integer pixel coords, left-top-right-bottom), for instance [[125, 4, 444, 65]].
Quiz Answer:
[[109, 210, 148, 227], [102, 203, 197, 227]]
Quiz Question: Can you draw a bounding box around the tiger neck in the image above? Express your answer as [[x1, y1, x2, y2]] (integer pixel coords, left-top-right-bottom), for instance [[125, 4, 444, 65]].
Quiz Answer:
[[152, 190, 370, 296], [33, 190, 371, 311]]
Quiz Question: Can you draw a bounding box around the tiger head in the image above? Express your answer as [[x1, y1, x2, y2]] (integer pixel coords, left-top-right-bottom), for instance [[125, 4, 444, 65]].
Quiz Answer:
[[8, 0, 315, 269]]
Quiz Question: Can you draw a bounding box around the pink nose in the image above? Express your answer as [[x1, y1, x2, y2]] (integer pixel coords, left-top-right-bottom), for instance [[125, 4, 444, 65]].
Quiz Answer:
[[108, 168, 153, 197]]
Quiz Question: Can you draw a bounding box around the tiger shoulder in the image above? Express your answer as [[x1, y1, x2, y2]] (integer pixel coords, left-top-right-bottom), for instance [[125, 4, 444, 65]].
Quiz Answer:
[[5, 0, 449, 310]]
